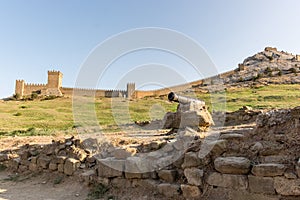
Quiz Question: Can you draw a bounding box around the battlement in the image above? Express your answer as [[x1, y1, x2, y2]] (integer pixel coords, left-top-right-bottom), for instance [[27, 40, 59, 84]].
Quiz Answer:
[[48, 70, 63, 74], [25, 83, 46, 87]]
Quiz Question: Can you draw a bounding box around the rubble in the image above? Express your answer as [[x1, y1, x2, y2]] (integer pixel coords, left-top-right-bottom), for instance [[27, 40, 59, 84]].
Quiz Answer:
[[1, 106, 300, 199]]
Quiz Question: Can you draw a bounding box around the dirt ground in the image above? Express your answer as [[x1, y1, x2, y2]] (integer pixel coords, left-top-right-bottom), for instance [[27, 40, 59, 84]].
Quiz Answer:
[[0, 171, 89, 200]]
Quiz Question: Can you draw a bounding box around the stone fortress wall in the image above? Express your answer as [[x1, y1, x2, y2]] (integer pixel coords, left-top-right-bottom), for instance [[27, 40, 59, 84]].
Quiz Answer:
[[15, 70, 135, 99], [15, 70, 229, 99], [15, 47, 300, 99]]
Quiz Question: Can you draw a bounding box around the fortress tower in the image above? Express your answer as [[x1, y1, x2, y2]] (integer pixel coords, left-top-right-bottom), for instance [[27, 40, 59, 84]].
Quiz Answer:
[[15, 80, 25, 97], [47, 70, 63, 88], [127, 83, 136, 99], [46, 70, 63, 96]]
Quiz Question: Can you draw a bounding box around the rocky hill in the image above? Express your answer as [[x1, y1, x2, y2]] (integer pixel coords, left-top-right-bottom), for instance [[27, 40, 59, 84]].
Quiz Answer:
[[223, 47, 300, 85]]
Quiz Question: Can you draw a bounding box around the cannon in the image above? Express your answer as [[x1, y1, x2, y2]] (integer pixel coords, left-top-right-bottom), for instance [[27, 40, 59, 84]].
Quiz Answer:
[[162, 92, 214, 131], [168, 92, 205, 105]]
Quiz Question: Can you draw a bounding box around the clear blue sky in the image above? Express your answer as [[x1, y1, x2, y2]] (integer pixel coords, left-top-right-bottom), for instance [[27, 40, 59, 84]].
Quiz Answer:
[[1, 0, 300, 98]]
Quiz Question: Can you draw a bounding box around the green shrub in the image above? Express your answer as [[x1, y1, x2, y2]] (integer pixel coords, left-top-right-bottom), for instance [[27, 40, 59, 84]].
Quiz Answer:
[[31, 93, 39, 100], [42, 95, 58, 101], [87, 183, 109, 200], [13, 93, 21, 100], [13, 112, 22, 116]]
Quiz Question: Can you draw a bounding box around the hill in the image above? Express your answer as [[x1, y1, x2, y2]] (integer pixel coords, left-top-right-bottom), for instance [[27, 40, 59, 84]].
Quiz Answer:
[[0, 47, 299, 135]]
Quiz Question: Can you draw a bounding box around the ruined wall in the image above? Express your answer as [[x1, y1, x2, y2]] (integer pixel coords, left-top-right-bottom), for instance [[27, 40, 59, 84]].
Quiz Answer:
[[2, 107, 300, 199]]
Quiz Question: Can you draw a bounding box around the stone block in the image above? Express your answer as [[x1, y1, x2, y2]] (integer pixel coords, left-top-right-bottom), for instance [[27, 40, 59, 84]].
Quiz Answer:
[[284, 172, 297, 179], [274, 177, 300, 196], [111, 178, 132, 189], [182, 152, 201, 168], [113, 148, 132, 159], [181, 184, 202, 200], [251, 163, 285, 177], [198, 139, 227, 159], [64, 158, 80, 175], [296, 166, 300, 178], [30, 156, 38, 164], [207, 172, 248, 189], [229, 190, 279, 200], [259, 156, 289, 163], [79, 170, 96, 183], [37, 156, 51, 169], [248, 175, 275, 194], [158, 169, 178, 182], [0, 153, 9, 162], [157, 183, 180, 198], [57, 163, 64, 173], [97, 158, 124, 178], [29, 163, 38, 171], [49, 162, 58, 171], [184, 168, 203, 186], [9, 158, 20, 171], [124, 156, 154, 175], [201, 187, 229, 200], [20, 151, 31, 160], [214, 157, 251, 174], [180, 111, 201, 128], [18, 165, 28, 172], [132, 179, 159, 191]]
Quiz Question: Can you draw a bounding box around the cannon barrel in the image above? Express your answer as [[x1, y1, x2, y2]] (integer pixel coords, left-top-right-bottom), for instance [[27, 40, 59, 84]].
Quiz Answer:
[[168, 92, 204, 104]]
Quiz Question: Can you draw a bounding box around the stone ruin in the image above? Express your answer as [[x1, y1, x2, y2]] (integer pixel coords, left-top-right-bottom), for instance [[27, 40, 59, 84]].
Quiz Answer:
[[1, 105, 300, 199]]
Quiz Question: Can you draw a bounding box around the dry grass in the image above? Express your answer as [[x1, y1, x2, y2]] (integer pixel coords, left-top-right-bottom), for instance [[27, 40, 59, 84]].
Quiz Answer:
[[0, 84, 299, 136]]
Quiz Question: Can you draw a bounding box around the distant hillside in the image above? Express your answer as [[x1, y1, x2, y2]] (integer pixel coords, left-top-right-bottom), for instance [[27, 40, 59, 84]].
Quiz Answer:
[[188, 47, 300, 93], [224, 47, 300, 85]]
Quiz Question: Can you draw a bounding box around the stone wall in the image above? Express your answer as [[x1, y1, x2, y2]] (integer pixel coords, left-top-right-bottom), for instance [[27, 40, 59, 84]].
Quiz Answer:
[[213, 106, 262, 126], [1, 107, 300, 199]]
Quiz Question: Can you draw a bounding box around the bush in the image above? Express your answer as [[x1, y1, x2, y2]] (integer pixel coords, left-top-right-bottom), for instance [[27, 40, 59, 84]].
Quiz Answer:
[[87, 183, 109, 200], [13, 112, 22, 116], [13, 93, 21, 100], [31, 93, 39, 100], [42, 95, 58, 101]]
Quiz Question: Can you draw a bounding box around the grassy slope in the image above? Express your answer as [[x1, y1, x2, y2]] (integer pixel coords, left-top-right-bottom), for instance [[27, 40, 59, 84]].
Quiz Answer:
[[0, 84, 299, 136]]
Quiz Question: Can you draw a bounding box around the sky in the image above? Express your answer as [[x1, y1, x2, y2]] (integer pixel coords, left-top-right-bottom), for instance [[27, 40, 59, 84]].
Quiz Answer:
[[1, 0, 300, 98]]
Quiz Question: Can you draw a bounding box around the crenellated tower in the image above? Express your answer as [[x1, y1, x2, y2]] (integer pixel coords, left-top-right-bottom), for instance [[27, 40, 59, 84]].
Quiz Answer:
[[47, 70, 63, 88], [15, 80, 25, 97], [46, 70, 63, 96], [126, 82, 136, 99]]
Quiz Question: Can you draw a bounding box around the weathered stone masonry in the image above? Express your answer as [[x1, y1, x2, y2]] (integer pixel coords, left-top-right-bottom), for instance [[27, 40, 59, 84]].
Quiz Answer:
[[1, 107, 300, 199]]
